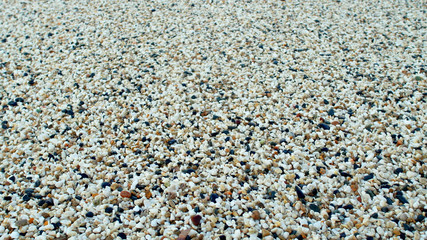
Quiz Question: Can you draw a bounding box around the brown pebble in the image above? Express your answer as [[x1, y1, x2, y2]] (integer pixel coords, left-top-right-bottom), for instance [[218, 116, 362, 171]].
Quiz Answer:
[[41, 212, 50, 219], [111, 183, 120, 190], [145, 189, 152, 199], [351, 183, 359, 192], [191, 215, 202, 226], [120, 190, 131, 198], [396, 139, 403, 146], [393, 229, 400, 236], [177, 228, 191, 240], [262, 229, 271, 237], [252, 210, 261, 220]]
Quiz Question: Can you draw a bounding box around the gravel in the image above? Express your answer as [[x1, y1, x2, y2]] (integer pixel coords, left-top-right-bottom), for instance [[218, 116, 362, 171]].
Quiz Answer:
[[0, 0, 426, 239]]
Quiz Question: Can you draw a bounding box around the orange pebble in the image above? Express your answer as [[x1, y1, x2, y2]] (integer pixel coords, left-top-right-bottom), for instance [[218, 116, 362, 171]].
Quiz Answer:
[[120, 191, 131, 198]]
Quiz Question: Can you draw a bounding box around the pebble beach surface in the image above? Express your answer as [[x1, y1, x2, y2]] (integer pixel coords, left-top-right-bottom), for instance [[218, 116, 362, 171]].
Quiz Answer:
[[0, 0, 426, 239]]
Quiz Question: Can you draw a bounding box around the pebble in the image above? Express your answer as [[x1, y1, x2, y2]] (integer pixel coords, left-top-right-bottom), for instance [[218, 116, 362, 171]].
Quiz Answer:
[[191, 215, 202, 226], [15, 219, 28, 227], [252, 210, 261, 220], [0, 1, 425, 239], [295, 186, 305, 199], [120, 191, 132, 198], [309, 204, 320, 213]]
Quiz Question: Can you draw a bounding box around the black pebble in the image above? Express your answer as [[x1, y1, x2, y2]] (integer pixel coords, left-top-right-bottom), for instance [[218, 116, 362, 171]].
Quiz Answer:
[[210, 193, 219, 203], [318, 123, 330, 130], [327, 108, 335, 116], [370, 213, 378, 218], [8, 101, 17, 106], [25, 188, 34, 195], [219, 235, 226, 240], [394, 168, 403, 174], [363, 173, 374, 181], [86, 211, 94, 217], [366, 189, 375, 198], [9, 176, 16, 182], [118, 233, 127, 239], [182, 169, 195, 174], [295, 186, 305, 199], [309, 204, 320, 212], [416, 215, 425, 222], [105, 207, 113, 213], [101, 182, 111, 188], [339, 170, 351, 177], [45, 198, 54, 206], [403, 223, 415, 232], [15, 97, 24, 103], [38, 200, 46, 206], [79, 173, 89, 179], [23, 195, 31, 201], [4, 196, 12, 201], [396, 195, 408, 204], [343, 204, 353, 210], [1, 121, 8, 129]]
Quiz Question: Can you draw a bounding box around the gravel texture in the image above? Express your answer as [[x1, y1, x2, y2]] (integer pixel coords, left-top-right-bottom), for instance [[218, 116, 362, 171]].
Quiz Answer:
[[0, 0, 426, 239]]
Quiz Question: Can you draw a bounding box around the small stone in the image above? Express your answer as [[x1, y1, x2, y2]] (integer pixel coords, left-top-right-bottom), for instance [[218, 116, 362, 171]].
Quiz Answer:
[[191, 215, 202, 226], [86, 211, 94, 217], [393, 229, 401, 236], [177, 228, 191, 240], [8, 101, 17, 107], [396, 195, 408, 204], [210, 193, 220, 203], [117, 232, 127, 239], [145, 189, 152, 198], [309, 204, 320, 213], [350, 183, 358, 192], [318, 123, 330, 130], [363, 173, 374, 181], [111, 183, 120, 190], [101, 182, 111, 188], [105, 207, 113, 213], [295, 186, 305, 199], [120, 191, 131, 198], [16, 219, 28, 227], [23, 195, 31, 201], [415, 215, 425, 222], [394, 168, 403, 175], [252, 210, 261, 220], [262, 229, 271, 237], [331, 121, 340, 126]]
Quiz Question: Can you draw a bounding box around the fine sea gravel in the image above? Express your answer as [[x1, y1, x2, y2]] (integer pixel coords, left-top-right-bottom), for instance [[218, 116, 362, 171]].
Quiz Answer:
[[0, 0, 426, 239]]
